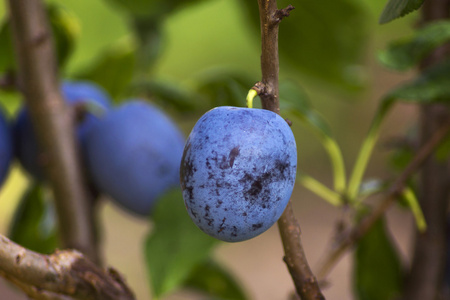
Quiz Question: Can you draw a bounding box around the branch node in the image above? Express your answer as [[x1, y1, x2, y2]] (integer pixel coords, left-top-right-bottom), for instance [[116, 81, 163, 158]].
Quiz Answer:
[[273, 5, 295, 24], [251, 81, 266, 96]]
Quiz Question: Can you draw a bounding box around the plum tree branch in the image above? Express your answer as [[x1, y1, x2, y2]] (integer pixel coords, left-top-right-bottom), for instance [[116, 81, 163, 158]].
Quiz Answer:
[[316, 117, 450, 281], [6, 0, 99, 262], [402, 1, 450, 299], [256, 1, 325, 299], [0, 234, 135, 300]]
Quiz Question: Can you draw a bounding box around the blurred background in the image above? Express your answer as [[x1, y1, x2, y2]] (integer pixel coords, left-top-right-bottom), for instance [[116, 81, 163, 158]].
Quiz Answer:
[[0, 0, 421, 299]]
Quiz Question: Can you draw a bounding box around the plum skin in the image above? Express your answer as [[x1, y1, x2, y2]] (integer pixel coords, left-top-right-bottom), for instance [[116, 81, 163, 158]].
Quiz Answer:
[[12, 81, 111, 180], [180, 106, 297, 242], [0, 106, 12, 187], [84, 100, 185, 216]]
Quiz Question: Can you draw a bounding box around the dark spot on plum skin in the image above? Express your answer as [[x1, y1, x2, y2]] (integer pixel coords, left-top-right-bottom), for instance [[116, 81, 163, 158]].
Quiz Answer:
[[229, 146, 240, 167], [218, 217, 226, 233], [252, 223, 263, 230]]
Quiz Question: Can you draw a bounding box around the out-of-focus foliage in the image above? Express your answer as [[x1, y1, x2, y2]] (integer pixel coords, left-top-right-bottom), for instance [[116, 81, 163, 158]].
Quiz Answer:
[[243, 0, 369, 91], [354, 216, 403, 300], [9, 184, 58, 254], [76, 38, 136, 100], [379, 21, 450, 70], [387, 59, 450, 103], [379, 0, 424, 24], [145, 189, 219, 298], [184, 260, 248, 300]]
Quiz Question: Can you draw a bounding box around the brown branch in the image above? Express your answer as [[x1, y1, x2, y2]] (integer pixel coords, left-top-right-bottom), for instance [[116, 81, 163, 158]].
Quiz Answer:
[[0, 234, 135, 300], [6, 0, 99, 262], [403, 1, 450, 299], [257, 1, 325, 299], [316, 118, 450, 281]]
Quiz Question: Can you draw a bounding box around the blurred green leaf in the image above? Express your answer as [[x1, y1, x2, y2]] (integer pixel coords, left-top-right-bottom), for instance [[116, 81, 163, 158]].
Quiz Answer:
[[132, 18, 163, 74], [48, 4, 80, 68], [132, 79, 198, 112], [401, 187, 426, 232], [184, 259, 248, 300], [76, 38, 136, 100], [243, 0, 368, 91], [354, 216, 403, 300], [195, 69, 254, 108], [348, 98, 395, 201], [104, 0, 209, 19], [0, 3, 79, 73], [379, 21, 450, 70], [9, 184, 59, 254], [280, 81, 347, 194], [388, 58, 450, 103], [379, 0, 424, 24], [0, 19, 15, 73], [145, 189, 219, 298]]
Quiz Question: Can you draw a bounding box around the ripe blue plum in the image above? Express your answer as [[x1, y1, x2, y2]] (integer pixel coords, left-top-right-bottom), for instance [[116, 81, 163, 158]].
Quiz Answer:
[[84, 100, 185, 216], [13, 81, 111, 180], [0, 106, 12, 187], [180, 106, 297, 242]]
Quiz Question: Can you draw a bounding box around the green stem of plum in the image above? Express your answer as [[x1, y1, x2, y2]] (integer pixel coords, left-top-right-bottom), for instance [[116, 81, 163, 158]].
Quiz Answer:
[[246, 89, 258, 108]]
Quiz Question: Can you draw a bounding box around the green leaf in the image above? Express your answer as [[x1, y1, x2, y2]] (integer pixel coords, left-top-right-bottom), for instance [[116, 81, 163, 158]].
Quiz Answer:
[[379, 21, 450, 70], [401, 187, 426, 232], [104, 0, 209, 19], [184, 259, 248, 300], [348, 98, 395, 201], [145, 189, 219, 298], [354, 216, 403, 300], [379, 0, 424, 24], [0, 19, 15, 73], [297, 172, 342, 206], [388, 58, 450, 103], [243, 0, 368, 91], [280, 81, 347, 194], [195, 69, 255, 108], [76, 38, 136, 100], [47, 4, 80, 68], [8, 184, 59, 254]]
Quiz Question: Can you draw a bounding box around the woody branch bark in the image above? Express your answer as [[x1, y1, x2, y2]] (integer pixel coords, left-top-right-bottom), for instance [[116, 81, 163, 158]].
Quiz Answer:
[[7, 0, 99, 262], [256, 1, 324, 299], [0, 234, 134, 300]]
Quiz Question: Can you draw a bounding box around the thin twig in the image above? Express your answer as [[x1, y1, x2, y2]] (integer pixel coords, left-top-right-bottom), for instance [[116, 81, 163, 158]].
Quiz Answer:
[[0, 234, 135, 300], [256, 1, 325, 299], [317, 118, 450, 281], [6, 0, 99, 262]]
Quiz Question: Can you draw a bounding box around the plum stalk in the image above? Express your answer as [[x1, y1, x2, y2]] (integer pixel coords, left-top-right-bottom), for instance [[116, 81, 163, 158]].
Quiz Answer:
[[255, 1, 325, 299]]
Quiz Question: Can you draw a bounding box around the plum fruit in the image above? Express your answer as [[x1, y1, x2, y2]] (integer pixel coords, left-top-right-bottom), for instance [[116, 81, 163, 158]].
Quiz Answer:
[[84, 100, 185, 216], [0, 105, 12, 187], [180, 106, 297, 242], [13, 81, 111, 180]]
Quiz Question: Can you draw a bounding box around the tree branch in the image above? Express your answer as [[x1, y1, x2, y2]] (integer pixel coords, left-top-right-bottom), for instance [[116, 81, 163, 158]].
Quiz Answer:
[[0, 234, 135, 300], [6, 0, 99, 262], [256, 1, 324, 299], [316, 118, 450, 281], [403, 1, 450, 299]]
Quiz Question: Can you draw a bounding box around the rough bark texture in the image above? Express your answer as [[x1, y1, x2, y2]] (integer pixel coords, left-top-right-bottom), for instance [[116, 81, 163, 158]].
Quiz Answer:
[[403, 2, 450, 299], [256, 1, 324, 299], [0, 235, 135, 300], [7, 0, 99, 263]]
